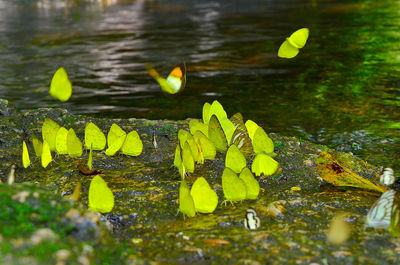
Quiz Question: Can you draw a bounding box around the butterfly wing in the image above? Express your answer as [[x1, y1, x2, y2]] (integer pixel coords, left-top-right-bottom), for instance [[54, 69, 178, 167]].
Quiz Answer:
[[105, 124, 126, 156], [42, 118, 61, 151], [389, 191, 400, 236], [208, 115, 228, 152], [49, 67, 72, 102], [288, 28, 309, 48], [225, 145, 247, 174], [166, 63, 186, 94], [55, 127, 69, 155], [366, 189, 394, 229], [222, 167, 247, 202], [251, 153, 279, 177], [41, 140, 52, 168], [85, 122, 106, 150], [173, 145, 186, 179], [22, 141, 30, 168], [252, 127, 274, 155], [31, 136, 43, 157], [67, 128, 83, 158], [190, 177, 218, 213], [239, 167, 260, 200], [121, 131, 143, 156], [88, 144, 93, 170], [88, 175, 114, 213], [231, 128, 253, 158], [278, 39, 299, 58]]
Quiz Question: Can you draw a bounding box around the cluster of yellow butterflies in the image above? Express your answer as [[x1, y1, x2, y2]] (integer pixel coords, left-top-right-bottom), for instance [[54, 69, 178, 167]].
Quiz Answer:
[[40, 28, 309, 218], [21, 118, 143, 213], [22, 118, 143, 169], [177, 100, 280, 218]]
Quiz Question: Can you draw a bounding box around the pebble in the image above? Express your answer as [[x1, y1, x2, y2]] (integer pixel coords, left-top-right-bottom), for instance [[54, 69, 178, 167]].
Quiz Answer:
[[12, 191, 30, 203], [30, 228, 58, 245], [55, 249, 71, 261]]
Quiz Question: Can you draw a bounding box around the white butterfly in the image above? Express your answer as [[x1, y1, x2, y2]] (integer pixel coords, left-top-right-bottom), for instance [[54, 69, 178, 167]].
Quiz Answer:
[[380, 167, 395, 186], [244, 208, 260, 230], [365, 189, 396, 229]]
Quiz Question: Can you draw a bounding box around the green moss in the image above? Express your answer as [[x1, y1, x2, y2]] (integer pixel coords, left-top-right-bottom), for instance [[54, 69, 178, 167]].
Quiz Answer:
[[160, 124, 175, 135], [0, 184, 141, 264]]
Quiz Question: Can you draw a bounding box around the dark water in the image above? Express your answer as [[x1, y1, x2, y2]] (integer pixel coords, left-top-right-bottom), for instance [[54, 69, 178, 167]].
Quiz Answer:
[[0, 0, 399, 169]]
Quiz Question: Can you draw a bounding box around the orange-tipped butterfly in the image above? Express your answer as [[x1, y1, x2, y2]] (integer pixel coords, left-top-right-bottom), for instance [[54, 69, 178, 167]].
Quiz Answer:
[[147, 63, 186, 94]]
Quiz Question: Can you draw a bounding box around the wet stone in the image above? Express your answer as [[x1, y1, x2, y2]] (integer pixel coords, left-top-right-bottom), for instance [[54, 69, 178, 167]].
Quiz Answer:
[[0, 99, 399, 264]]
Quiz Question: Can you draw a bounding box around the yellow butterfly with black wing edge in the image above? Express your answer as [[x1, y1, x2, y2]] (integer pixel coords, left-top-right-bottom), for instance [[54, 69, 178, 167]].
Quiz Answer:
[[278, 28, 309, 59], [147, 63, 186, 94]]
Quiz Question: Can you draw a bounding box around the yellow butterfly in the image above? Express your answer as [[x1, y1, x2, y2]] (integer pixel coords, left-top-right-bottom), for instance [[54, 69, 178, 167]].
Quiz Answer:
[[252, 127, 274, 155], [179, 179, 196, 218], [244, 120, 259, 141], [190, 177, 218, 214], [31, 135, 43, 157], [178, 129, 201, 163], [88, 144, 93, 171], [189, 119, 208, 137], [88, 175, 114, 213], [222, 167, 247, 203], [22, 141, 30, 168], [251, 153, 279, 177], [41, 140, 52, 168], [55, 127, 69, 155], [208, 115, 228, 152], [105, 124, 126, 156], [174, 145, 186, 179], [182, 142, 195, 174], [85, 122, 106, 151], [121, 131, 143, 156], [219, 118, 236, 143], [147, 63, 186, 94], [202, 102, 212, 125], [49, 67, 72, 102], [278, 28, 309, 59], [203, 100, 228, 126], [42, 118, 61, 151], [225, 144, 246, 174], [239, 167, 260, 200], [67, 128, 83, 158], [193, 131, 216, 161]]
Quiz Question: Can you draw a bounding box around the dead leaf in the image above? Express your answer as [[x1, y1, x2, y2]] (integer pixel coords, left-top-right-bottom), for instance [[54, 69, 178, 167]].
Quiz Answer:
[[204, 239, 231, 246], [68, 182, 81, 202], [77, 164, 102, 176], [316, 152, 387, 193]]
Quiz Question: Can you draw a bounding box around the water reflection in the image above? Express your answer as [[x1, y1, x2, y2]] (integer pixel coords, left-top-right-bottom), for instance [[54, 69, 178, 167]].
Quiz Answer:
[[0, 0, 398, 169]]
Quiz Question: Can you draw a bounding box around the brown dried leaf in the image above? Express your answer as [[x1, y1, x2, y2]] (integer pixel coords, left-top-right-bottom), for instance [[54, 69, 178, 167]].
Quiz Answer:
[[204, 239, 231, 246], [77, 164, 102, 176], [316, 152, 387, 193]]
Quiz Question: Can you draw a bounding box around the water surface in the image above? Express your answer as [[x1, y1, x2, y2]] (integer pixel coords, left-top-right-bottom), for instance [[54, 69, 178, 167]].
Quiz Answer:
[[0, 0, 399, 168]]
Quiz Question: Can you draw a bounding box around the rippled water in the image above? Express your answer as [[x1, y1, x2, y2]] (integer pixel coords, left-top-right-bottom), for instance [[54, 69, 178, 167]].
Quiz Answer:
[[0, 0, 399, 168]]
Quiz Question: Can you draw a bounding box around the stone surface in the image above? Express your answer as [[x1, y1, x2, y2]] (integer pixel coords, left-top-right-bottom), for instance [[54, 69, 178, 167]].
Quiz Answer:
[[1, 98, 399, 264]]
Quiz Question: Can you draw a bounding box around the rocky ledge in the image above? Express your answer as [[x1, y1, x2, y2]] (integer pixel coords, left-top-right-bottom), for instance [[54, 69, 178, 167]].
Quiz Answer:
[[0, 98, 399, 264]]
